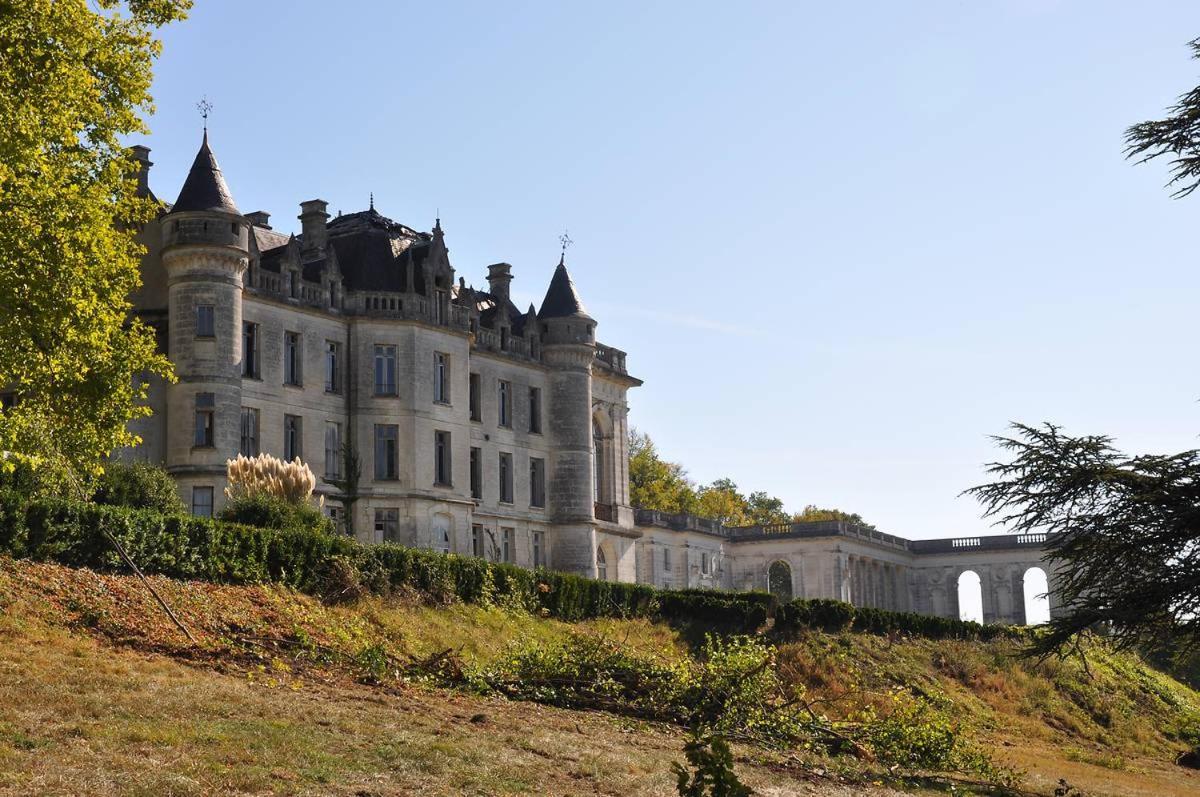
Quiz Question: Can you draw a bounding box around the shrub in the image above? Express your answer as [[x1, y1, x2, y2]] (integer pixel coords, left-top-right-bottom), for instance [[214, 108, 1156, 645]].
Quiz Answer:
[[657, 588, 773, 634], [92, 461, 185, 514], [672, 730, 752, 797], [220, 492, 334, 536], [775, 597, 1019, 642]]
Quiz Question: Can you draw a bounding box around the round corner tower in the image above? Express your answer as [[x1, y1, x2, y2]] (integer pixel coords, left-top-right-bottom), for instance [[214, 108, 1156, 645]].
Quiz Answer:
[[161, 131, 248, 510], [537, 257, 599, 576]]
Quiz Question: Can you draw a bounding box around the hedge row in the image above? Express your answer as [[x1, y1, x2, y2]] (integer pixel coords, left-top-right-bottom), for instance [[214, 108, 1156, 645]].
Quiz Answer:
[[0, 493, 754, 628], [774, 597, 1019, 641]]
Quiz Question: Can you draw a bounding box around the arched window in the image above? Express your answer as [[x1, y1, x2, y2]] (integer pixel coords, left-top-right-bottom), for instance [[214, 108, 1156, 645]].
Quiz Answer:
[[1023, 567, 1051, 625], [768, 560, 793, 602], [596, 546, 607, 581], [593, 418, 605, 502], [957, 570, 984, 623]]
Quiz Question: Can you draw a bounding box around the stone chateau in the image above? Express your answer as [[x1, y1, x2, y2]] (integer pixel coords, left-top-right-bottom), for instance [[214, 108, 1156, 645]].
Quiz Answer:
[[124, 134, 1060, 626]]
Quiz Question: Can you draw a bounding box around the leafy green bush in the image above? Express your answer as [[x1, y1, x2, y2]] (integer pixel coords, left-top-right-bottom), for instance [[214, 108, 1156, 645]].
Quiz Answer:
[[92, 461, 185, 514], [657, 589, 773, 634], [220, 493, 334, 536], [775, 597, 1018, 642], [672, 730, 752, 797]]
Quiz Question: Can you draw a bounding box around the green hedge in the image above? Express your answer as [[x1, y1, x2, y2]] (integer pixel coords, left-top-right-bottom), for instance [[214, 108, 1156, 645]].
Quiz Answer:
[[775, 597, 1018, 641], [0, 493, 761, 627]]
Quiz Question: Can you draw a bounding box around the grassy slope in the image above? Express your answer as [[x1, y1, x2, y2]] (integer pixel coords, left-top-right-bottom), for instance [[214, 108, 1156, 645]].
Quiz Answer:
[[0, 557, 1197, 796]]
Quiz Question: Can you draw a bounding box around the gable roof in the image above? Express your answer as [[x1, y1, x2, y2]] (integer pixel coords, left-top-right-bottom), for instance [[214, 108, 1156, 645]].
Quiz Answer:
[[170, 131, 240, 215]]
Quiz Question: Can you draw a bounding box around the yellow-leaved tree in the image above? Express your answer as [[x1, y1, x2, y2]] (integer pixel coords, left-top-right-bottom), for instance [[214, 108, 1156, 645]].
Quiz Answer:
[[0, 0, 190, 496]]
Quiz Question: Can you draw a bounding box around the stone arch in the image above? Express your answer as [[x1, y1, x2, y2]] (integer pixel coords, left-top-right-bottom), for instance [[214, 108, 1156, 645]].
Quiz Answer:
[[592, 408, 615, 505], [596, 541, 617, 582], [767, 560, 794, 602], [1022, 566, 1051, 626], [431, 512, 453, 554], [957, 570, 984, 623]]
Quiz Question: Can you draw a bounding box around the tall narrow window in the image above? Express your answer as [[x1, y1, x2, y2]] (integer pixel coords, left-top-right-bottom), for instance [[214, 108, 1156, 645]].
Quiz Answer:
[[596, 547, 607, 581], [284, 414, 302, 461], [500, 327, 510, 351], [239, 407, 259, 456], [374, 345, 397, 395], [498, 452, 513, 503], [434, 352, 449, 403], [528, 387, 542, 434], [530, 457, 545, 508], [194, 392, 214, 447], [663, 546, 672, 574], [374, 424, 398, 480], [325, 341, 340, 393], [243, 322, 259, 378], [469, 447, 482, 499], [284, 331, 301, 385], [498, 380, 511, 428], [434, 289, 447, 324], [502, 527, 515, 563], [471, 524, 484, 558], [196, 305, 215, 338], [374, 508, 399, 542], [469, 372, 481, 421], [325, 422, 342, 479], [532, 531, 545, 568], [191, 486, 214, 518], [434, 430, 452, 486]]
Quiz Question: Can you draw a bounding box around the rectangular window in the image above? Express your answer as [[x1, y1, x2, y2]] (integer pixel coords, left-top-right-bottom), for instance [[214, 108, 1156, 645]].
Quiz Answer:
[[434, 352, 449, 403], [374, 508, 399, 542], [196, 305, 215, 338], [472, 524, 484, 558], [663, 546, 672, 573], [701, 552, 711, 576], [532, 530, 544, 568], [243, 322, 259, 378], [528, 387, 542, 434], [502, 527, 515, 564], [530, 457, 545, 508], [239, 407, 259, 456], [498, 380, 511, 428], [374, 424, 398, 481], [194, 392, 214, 447], [498, 452, 513, 503], [469, 372, 481, 421], [374, 345, 397, 395], [324, 505, 344, 534], [284, 414, 302, 461], [284, 331, 301, 386], [469, 446, 482, 499], [325, 422, 342, 479], [434, 430, 452, 486], [500, 327, 510, 351], [325, 341, 340, 393], [191, 486, 214, 518]]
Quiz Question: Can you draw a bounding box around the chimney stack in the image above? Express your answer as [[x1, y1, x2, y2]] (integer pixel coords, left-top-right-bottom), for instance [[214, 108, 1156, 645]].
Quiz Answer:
[[487, 262, 512, 305], [298, 199, 329, 252], [130, 145, 152, 196], [245, 210, 271, 229]]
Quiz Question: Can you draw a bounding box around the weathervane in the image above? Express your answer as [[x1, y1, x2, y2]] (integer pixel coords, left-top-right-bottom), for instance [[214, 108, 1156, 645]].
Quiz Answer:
[[559, 230, 573, 260], [196, 96, 213, 131]]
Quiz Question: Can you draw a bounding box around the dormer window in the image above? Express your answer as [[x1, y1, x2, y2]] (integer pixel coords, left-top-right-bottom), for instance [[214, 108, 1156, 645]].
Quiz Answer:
[[500, 327, 510, 351]]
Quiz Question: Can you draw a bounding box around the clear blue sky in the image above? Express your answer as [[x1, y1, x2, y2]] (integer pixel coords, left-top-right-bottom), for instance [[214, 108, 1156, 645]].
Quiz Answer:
[[140, 1, 1200, 540]]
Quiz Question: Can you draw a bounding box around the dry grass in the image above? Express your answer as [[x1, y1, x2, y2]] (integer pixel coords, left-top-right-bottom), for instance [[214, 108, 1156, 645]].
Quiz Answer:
[[1, 557, 1199, 796]]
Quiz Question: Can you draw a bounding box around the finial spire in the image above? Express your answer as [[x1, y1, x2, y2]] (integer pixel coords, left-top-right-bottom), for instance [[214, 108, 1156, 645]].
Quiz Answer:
[[369, 192, 374, 211], [558, 230, 573, 266], [196, 96, 213, 134]]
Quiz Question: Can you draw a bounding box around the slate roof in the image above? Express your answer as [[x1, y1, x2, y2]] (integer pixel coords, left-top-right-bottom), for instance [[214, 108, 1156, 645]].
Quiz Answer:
[[170, 131, 240, 215], [538, 260, 589, 319]]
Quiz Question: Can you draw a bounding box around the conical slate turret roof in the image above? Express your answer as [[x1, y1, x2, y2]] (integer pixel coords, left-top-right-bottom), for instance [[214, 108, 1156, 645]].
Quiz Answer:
[[170, 131, 240, 215], [538, 258, 589, 319]]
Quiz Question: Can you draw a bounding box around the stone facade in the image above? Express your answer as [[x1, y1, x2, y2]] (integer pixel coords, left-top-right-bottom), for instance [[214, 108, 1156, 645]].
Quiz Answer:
[[124, 136, 1060, 623]]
